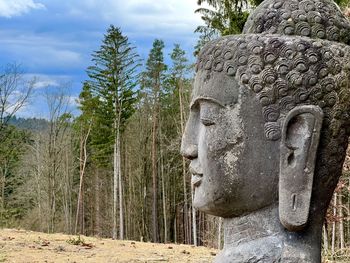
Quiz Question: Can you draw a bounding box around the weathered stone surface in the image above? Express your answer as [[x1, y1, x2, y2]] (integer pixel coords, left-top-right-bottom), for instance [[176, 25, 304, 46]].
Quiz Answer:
[[181, 0, 350, 262], [244, 0, 350, 44]]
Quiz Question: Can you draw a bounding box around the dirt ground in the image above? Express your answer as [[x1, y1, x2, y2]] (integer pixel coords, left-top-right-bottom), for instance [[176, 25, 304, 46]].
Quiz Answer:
[[0, 229, 217, 263]]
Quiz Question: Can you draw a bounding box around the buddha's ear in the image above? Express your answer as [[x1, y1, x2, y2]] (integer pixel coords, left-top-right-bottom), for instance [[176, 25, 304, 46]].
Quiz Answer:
[[279, 105, 323, 231]]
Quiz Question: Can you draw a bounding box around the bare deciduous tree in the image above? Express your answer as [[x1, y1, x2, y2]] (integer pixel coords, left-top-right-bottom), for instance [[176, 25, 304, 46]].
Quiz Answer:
[[0, 63, 35, 129]]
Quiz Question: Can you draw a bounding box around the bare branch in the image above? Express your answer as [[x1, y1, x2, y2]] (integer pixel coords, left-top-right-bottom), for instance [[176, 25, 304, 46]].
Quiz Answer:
[[0, 63, 35, 129]]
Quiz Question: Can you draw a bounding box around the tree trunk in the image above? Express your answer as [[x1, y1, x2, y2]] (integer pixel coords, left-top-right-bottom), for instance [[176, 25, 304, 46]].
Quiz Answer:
[[63, 147, 72, 233], [95, 169, 100, 237], [173, 189, 177, 244], [331, 193, 337, 256], [218, 217, 222, 250], [192, 188, 197, 246], [35, 139, 43, 232], [160, 125, 167, 243], [179, 81, 190, 243], [174, 216, 177, 244], [75, 123, 91, 234], [339, 193, 344, 250], [323, 224, 329, 255], [151, 105, 159, 242], [113, 136, 118, 239], [0, 165, 6, 224], [117, 132, 124, 239]]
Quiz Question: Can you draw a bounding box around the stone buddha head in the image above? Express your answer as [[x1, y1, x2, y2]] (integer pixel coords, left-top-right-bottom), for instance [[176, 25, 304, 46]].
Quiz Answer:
[[181, 0, 350, 261]]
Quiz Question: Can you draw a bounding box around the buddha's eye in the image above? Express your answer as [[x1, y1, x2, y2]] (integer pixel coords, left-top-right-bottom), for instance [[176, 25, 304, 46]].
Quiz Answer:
[[199, 100, 220, 126], [200, 117, 215, 126]]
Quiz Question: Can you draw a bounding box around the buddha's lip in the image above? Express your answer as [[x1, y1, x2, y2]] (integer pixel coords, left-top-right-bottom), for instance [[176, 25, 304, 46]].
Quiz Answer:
[[191, 173, 203, 187]]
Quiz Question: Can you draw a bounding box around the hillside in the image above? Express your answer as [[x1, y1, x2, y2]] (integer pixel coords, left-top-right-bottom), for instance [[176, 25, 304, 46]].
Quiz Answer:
[[8, 116, 49, 132]]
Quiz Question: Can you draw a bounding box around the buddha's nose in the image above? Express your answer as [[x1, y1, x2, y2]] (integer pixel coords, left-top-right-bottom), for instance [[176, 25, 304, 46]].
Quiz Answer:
[[180, 111, 199, 160], [180, 123, 198, 160], [181, 141, 198, 160]]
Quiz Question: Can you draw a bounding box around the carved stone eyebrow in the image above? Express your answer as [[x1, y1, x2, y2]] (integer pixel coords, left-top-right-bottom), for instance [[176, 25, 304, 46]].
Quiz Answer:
[[190, 96, 225, 110]]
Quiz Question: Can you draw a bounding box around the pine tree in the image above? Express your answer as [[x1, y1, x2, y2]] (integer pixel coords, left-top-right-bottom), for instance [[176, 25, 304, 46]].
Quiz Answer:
[[168, 44, 193, 244], [0, 125, 30, 226], [74, 83, 97, 235], [84, 25, 140, 239], [142, 39, 167, 243], [194, 0, 261, 55]]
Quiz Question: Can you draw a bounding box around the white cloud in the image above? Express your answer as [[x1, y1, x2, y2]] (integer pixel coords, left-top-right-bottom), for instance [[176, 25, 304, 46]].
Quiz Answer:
[[107, 0, 203, 35], [33, 80, 58, 89], [68, 95, 78, 107], [22, 74, 73, 90], [15, 78, 80, 119], [21, 46, 82, 71], [32, 77, 59, 89], [65, 0, 204, 39], [0, 0, 45, 18], [15, 101, 48, 119]]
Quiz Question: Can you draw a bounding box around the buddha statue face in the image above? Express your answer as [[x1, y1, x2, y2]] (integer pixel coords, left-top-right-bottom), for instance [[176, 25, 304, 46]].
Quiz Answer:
[[181, 68, 279, 218], [181, 34, 350, 229], [181, 0, 350, 261]]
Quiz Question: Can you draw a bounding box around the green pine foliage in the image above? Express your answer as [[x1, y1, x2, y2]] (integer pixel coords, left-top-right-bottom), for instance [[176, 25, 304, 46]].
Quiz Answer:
[[194, 0, 350, 55], [86, 25, 139, 129], [141, 39, 167, 98], [80, 25, 140, 167], [0, 125, 32, 226]]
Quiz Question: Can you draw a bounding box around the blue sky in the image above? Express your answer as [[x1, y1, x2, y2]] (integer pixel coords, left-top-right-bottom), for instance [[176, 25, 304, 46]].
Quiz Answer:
[[0, 0, 203, 118]]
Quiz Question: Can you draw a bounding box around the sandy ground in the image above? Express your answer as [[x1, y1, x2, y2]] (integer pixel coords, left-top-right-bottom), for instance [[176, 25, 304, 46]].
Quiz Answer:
[[0, 229, 217, 263]]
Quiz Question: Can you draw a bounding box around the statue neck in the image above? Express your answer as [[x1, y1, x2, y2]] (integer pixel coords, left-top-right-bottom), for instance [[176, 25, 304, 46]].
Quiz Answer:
[[215, 204, 323, 263], [223, 204, 281, 247]]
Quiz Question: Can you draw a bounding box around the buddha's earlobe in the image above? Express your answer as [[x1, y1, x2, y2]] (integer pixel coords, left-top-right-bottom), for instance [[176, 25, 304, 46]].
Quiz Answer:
[[279, 105, 323, 231]]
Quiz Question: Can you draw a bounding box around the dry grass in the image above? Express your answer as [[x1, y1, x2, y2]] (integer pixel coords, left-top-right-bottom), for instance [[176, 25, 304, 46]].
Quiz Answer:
[[0, 228, 217, 263], [2, 228, 349, 262]]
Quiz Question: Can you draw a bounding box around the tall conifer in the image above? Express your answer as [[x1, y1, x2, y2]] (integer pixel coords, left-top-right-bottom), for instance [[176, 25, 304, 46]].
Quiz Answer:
[[83, 25, 140, 239]]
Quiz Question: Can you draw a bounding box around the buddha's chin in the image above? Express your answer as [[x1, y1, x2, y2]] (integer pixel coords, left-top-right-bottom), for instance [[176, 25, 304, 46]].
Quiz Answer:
[[192, 187, 236, 217], [192, 188, 216, 213]]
